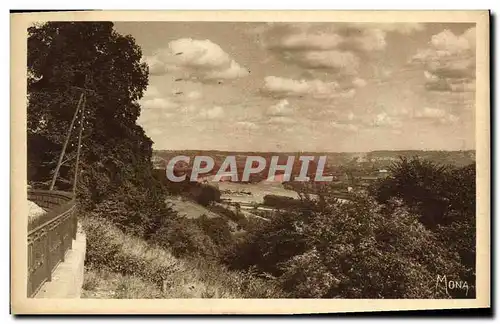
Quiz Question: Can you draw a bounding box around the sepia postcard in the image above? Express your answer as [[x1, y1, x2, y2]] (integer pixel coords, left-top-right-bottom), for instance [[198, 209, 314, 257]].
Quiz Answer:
[[10, 10, 490, 314]]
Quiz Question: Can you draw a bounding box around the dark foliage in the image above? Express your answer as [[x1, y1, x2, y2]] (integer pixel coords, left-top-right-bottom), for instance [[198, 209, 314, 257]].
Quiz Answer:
[[225, 158, 475, 298], [152, 216, 218, 259], [190, 183, 221, 206], [209, 203, 248, 228], [195, 215, 235, 254], [370, 157, 475, 229], [27, 22, 221, 255], [27, 22, 168, 234], [370, 157, 476, 296], [224, 210, 310, 276]]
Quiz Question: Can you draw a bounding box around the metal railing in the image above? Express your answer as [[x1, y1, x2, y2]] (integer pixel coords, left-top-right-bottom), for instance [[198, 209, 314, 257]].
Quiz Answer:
[[27, 189, 78, 297]]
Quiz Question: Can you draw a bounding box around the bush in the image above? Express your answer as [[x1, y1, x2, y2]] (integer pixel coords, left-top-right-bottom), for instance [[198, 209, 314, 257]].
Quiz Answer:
[[263, 194, 294, 208], [370, 157, 475, 230], [191, 183, 221, 206], [151, 216, 218, 259], [82, 216, 287, 298], [290, 198, 464, 298], [369, 157, 476, 296], [195, 215, 235, 252], [224, 194, 466, 298], [223, 210, 309, 276], [209, 203, 247, 227]]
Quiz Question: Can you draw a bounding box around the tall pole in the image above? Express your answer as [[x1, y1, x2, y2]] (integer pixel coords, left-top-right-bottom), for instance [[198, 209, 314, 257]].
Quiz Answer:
[[72, 93, 86, 194], [49, 92, 84, 190]]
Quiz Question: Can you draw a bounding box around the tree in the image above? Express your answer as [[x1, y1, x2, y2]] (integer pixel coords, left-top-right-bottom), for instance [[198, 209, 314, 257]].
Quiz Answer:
[[27, 22, 170, 235], [279, 197, 464, 298], [224, 209, 310, 276], [369, 157, 476, 296], [28, 22, 148, 185], [190, 183, 221, 206], [370, 158, 475, 267], [369, 157, 474, 228], [196, 215, 235, 253], [225, 192, 466, 298], [153, 216, 218, 259]]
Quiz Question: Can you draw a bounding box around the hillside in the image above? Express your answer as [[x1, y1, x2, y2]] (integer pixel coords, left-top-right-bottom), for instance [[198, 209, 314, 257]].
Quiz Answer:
[[82, 216, 285, 298]]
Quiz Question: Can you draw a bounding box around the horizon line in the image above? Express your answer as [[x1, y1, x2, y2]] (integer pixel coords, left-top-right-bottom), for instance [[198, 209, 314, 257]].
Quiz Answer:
[[152, 148, 476, 153]]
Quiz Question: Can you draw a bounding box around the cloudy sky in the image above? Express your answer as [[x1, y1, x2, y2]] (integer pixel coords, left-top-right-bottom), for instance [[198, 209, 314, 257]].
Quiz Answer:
[[114, 22, 476, 152]]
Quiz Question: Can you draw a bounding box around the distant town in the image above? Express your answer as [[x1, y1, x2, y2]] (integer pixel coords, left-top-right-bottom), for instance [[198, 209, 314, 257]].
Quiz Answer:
[[151, 150, 476, 220]]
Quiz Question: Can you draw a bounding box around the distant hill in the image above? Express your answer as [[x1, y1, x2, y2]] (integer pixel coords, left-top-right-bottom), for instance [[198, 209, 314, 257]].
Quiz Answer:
[[153, 149, 475, 170], [365, 150, 475, 167]]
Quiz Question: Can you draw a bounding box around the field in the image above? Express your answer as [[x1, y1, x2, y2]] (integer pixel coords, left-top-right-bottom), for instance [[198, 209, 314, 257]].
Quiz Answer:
[[218, 181, 300, 204], [165, 196, 220, 219]]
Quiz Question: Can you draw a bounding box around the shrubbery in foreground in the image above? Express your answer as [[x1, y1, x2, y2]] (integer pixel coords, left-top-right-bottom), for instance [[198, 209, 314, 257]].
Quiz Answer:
[[82, 216, 287, 298], [224, 159, 475, 299]]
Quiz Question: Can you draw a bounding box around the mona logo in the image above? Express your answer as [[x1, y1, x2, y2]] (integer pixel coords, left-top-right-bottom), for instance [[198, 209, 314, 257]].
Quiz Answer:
[[435, 275, 469, 297]]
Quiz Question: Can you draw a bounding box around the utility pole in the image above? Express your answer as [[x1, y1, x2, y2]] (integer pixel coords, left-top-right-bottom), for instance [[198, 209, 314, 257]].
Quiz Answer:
[[49, 92, 84, 190], [49, 72, 93, 191], [72, 94, 87, 194]]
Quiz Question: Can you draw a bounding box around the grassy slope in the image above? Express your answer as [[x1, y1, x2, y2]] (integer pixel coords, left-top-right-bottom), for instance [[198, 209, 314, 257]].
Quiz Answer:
[[82, 216, 285, 298]]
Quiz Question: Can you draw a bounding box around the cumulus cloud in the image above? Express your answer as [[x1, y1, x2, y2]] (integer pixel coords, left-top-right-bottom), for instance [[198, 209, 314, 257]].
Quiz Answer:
[[143, 38, 249, 82], [328, 111, 360, 132], [414, 107, 459, 124], [438, 114, 460, 125], [142, 85, 160, 99], [331, 121, 359, 132], [266, 24, 392, 53], [411, 27, 476, 93], [297, 50, 360, 73], [352, 77, 367, 88], [143, 56, 168, 76], [150, 128, 164, 136], [140, 84, 203, 112], [138, 85, 180, 127], [329, 104, 413, 132], [263, 76, 356, 99], [267, 99, 294, 116], [278, 32, 343, 50], [138, 109, 174, 126], [371, 112, 403, 129], [235, 121, 259, 130], [259, 22, 424, 77], [198, 106, 225, 119], [358, 23, 425, 34], [187, 90, 203, 100], [342, 28, 387, 52], [140, 98, 178, 110], [390, 106, 411, 117], [415, 107, 447, 119], [256, 23, 422, 99], [262, 27, 360, 76], [268, 116, 296, 125], [181, 105, 198, 114], [431, 29, 472, 52]]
